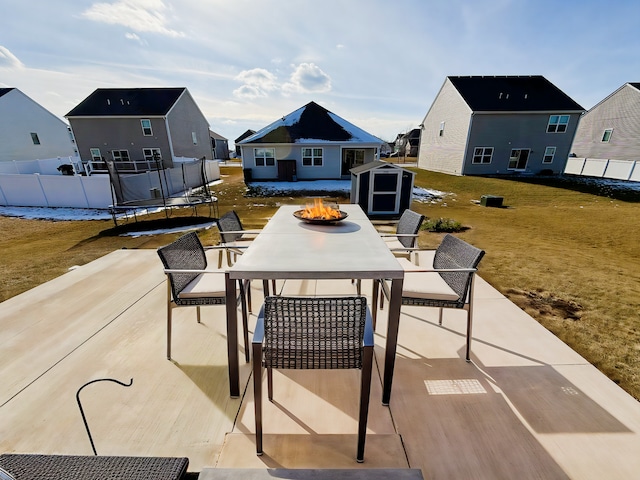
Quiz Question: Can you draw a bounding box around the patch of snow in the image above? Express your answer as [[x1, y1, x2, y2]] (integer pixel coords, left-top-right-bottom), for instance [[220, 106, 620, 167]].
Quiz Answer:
[[119, 221, 216, 238], [0, 206, 161, 221], [327, 111, 384, 143]]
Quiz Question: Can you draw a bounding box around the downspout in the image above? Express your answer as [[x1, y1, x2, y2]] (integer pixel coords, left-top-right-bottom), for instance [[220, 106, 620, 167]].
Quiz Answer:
[[460, 112, 474, 176]]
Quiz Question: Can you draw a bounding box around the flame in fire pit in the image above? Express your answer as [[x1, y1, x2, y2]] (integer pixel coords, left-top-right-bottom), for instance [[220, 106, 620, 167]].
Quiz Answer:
[[301, 198, 341, 220]]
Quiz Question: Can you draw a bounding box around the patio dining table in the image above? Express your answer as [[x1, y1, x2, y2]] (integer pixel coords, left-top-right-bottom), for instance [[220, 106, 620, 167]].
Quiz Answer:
[[224, 204, 404, 404]]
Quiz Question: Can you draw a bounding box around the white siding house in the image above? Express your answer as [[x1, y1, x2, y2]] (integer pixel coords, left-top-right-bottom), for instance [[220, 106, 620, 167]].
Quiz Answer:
[[0, 88, 77, 163]]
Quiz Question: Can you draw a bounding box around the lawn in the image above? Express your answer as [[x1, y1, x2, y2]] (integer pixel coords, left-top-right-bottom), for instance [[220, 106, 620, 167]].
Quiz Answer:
[[1, 165, 639, 401]]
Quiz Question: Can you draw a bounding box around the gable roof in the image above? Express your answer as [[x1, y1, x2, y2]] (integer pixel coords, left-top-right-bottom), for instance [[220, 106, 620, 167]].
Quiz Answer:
[[240, 101, 382, 145], [350, 160, 415, 175], [209, 130, 227, 141], [628, 82, 640, 92], [234, 129, 256, 143], [0, 88, 15, 99], [447, 76, 584, 112], [65, 87, 186, 117]]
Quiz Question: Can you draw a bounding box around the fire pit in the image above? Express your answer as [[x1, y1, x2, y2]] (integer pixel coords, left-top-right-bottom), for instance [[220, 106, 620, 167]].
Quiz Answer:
[[293, 198, 348, 225]]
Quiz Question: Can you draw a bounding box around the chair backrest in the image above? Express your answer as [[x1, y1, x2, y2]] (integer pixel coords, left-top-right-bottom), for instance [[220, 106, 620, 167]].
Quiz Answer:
[[262, 296, 367, 370], [157, 232, 207, 300], [433, 234, 485, 301], [216, 210, 244, 243], [396, 209, 425, 248]]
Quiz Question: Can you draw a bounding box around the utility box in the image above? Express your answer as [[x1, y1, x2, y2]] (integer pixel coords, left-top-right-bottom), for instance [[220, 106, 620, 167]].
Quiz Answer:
[[480, 195, 504, 207]]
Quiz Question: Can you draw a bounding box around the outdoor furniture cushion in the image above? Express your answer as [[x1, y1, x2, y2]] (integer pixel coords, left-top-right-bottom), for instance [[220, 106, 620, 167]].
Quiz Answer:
[[397, 258, 460, 301], [0, 454, 188, 480], [178, 271, 226, 298]]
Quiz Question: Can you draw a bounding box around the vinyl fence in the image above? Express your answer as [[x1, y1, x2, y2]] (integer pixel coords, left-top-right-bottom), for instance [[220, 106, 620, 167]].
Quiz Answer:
[[0, 157, 220, 209], [564, 157, 640, 182]]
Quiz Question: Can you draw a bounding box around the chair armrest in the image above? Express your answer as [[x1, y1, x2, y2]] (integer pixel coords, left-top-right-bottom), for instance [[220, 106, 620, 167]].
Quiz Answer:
[[253, 306, 266, 344], [163, 268, 223, 274], [380, 233, 419, 238]]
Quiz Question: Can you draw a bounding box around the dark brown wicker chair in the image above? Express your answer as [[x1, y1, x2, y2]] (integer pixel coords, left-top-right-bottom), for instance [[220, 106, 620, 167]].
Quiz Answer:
[[380, 208, 425, 257], [252, 296, 375, 463], [378, 234, 485, 361], [157, 232, 250, 361], [215, 210, 261, 268], [0, 454, 188, 480]]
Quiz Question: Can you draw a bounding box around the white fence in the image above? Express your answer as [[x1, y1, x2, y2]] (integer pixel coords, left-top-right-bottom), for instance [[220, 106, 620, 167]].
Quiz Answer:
[[564, 157, 640, 182], [0, 157, 220, 209]]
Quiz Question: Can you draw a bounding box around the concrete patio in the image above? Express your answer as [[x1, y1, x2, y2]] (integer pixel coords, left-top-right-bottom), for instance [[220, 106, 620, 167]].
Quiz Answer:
[[1, 248, 639, 479]]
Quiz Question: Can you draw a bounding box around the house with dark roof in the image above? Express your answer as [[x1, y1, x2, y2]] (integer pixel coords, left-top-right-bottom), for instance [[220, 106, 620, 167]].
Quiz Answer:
[[238, 101, 383, 180], [66, 87, 212, 172], [234, 129, 256, 156], [0, 88, 76, 163], [570, 82, 640, 163], [209, 129, 229, 160], [418, 76, 584, 176]]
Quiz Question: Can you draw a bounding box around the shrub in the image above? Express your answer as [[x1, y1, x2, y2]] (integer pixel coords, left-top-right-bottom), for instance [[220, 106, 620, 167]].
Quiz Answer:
[[422, 217, 464, 233]]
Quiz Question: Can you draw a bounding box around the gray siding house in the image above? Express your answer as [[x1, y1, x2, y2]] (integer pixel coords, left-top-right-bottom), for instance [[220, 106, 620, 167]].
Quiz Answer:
[[238, 102, 383, 181], [0, 88, 77, 163], [570, 82, 640, 161], [210, 130, 230, 160], [66, 87, 212, 172], [418, 76, 584, 175]]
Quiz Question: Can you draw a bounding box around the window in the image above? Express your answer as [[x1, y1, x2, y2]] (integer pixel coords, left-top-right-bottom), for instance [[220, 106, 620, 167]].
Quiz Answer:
[[90, 148, 102, 162], [30, 133, 40, 145], [543, 146, 556, 163], [143, 148, 162, 162], [472, 147, 493, 164], [192, 132, 198, 145], [141, 119, 153, 136], [601, 128, 613, 142], [112, 150, 130, 163], [547, 115, 570, 133], [254, 148, 275, 167], [439, 121, 445, 137], [302, 147, 323, 166]]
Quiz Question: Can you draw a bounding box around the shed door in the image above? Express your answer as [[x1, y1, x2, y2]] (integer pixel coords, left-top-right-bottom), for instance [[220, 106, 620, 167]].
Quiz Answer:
[[369, 170, 401, 214]]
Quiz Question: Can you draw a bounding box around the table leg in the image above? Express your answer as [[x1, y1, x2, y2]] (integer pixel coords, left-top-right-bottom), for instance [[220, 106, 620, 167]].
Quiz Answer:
[[382, 277, 403, 405], [225, 273, 240, 398]]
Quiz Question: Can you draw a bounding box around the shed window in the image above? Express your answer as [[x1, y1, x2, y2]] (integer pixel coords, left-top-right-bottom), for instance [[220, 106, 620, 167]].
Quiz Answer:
[[141, 119, 153, 136], [472, 147, 493, 164], [543, 146, 556, 163], [547, 115, 569, 133], [601, 128, 613, 142], [302, 147, 323, 166], [30, 133, 40, 145], [254, 148, 275, 167]]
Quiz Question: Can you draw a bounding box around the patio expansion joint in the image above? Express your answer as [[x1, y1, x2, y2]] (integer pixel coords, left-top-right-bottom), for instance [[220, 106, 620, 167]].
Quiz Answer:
[[0, 279, 165, 410]]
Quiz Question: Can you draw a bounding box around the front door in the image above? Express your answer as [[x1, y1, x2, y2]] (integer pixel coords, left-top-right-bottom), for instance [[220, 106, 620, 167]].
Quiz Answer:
[[508, 149, 530, 171], [369, 170, 400, 214]]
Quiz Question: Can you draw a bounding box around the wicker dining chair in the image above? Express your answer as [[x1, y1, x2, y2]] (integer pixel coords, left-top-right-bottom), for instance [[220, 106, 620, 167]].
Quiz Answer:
[[252, 296, 375, 463], [215, 210, 261, 268], [378, 234, 485, 361], [157, 231, 250, 361], [380, 208, 425, 257]]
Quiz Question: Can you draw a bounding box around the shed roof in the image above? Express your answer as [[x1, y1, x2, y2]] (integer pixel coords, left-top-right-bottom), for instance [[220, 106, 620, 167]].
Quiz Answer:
[[350, 160, 415, 175], [240, 101, 382, 145], [448, 76, 584, 112], [66, 87, 186, 117]]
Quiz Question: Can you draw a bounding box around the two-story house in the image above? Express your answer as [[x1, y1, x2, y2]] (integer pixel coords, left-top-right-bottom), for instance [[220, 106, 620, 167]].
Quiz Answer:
[[66, 87, 212, 172], [0, 88, 76, 163], [418, 76, 584, 175]]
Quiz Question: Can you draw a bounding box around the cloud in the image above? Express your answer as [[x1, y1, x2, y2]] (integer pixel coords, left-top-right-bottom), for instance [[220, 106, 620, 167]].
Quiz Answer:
[[82, 0, 184, 37], [233, 68, 278, 99], [282, 63, 332, 94], [0, 46, 25, 69]]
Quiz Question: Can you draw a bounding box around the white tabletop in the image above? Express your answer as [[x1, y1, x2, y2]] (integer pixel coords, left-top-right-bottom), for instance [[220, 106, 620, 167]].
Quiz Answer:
[[228, 204, 403, 280]]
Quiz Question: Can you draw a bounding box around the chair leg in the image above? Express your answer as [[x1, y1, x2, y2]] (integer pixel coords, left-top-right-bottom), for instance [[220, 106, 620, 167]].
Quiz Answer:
[[196, 306, 201, 324], [167, 308, 173, 360], [267, 367, 273, 401], [438, 307, 443, 325], [218, 249, 223, 269], [357, 344, 374, 463], [247, 281, 253, 313], [253, 344, 264, 456], [263, 280, 270, 297]]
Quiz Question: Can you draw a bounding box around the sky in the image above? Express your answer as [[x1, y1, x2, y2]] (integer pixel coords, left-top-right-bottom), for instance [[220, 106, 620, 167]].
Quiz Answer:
[[1, 0, 640, 145]]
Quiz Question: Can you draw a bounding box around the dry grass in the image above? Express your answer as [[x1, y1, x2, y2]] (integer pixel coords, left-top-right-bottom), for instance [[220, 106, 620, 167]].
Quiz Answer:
[[1, 165, 639, 402]]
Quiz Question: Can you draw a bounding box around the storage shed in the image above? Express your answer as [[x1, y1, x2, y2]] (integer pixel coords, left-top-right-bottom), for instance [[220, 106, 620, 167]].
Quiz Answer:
[[350, 161, 415, 218]]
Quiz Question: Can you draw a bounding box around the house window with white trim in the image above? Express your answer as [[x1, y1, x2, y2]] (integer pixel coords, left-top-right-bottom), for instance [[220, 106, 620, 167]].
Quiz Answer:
[[192, 132, 198, 145], [30, 133, 40, 145], [141, 119, 153, 136], [439, 121, 445, 136], [112, 150, 130, 163], [543, 146, 556, 163], [601, 128, 613, 142], [302, 147, 323, 166], [90, 148, 102, 162], [143, 148, 162, 162], [546, 115, 570, 133], [254, 148, 275, 167], [472, 147, 493, 164]]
